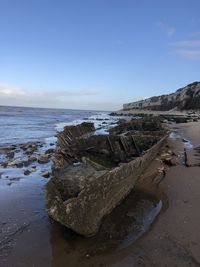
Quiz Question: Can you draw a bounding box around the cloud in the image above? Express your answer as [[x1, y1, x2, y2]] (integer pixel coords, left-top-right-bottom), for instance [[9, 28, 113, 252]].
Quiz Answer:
[[48, 90, 100, 97], [0, 83, 107, 109], [0, 84, 26, 96], [157, 21, 175, 37], [171, 39, 200, 60], [0, 84, 99, 98], [172, 40, 200, 47], [173, 49, 200, 60]]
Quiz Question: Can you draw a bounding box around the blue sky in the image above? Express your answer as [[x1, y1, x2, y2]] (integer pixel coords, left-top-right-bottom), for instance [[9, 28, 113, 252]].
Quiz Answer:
[[0, 0, 200, 110]]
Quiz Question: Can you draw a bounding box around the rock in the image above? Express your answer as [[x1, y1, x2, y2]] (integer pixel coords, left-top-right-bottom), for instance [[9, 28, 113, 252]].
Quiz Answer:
[[30, 167, 36, 172], [8, 160, 23, 168], [24, 169, 31, 175], [28, 156, 37, 163], [123, 82, 200, 112], [38, 155, 50, 164], [46, 153, 52, 159], [1, 162, 8, 168], [20, 144, 27, 150], [45, 148, 55, 155], [15, 161, 24, 168], [24, 167, 36, 175], [41, 172, 50, 178], [6, 151, 15, 159], [9, 177, 20, 181], [23, 161, 31, 167], [25, 148, 35, 155], [162, 158, 176, 166]]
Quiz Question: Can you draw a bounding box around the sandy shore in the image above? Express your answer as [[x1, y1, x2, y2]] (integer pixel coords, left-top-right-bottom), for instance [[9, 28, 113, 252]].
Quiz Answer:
[[112, 122, 200, 266]]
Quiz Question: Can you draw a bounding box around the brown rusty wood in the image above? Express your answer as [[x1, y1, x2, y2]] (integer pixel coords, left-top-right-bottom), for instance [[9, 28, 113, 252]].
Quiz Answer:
[[131, 135, 141, 156]]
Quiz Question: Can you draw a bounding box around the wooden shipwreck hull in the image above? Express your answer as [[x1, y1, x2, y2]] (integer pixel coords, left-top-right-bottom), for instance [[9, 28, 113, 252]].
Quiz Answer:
[[46, 119, 167, 237]]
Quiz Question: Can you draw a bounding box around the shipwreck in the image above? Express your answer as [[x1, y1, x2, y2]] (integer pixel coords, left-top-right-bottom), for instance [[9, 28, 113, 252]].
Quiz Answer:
[[45, 118, 167, 237]]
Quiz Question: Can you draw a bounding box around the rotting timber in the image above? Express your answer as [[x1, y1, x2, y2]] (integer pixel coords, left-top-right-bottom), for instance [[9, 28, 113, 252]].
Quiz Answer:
[[45, 119, 167, 237]]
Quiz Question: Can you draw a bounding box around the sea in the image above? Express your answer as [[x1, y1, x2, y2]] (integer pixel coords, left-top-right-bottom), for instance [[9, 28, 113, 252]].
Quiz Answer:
[[0, 106, 112, 146]]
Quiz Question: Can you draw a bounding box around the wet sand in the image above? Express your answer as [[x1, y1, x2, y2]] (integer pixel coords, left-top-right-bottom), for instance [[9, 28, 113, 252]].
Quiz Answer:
[[1, 121, 200, 266], [101, 121, 200, 267]]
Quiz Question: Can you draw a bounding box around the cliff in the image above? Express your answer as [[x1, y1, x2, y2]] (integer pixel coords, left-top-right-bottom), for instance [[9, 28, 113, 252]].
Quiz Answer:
[[123, 82, 200, 111]]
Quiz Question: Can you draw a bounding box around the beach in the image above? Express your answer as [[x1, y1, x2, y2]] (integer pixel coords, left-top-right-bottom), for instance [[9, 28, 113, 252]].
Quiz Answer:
[[1, 0, 200, 265], [0, 107, 122, 267], [0, 108, 200, 267], [113, 121, 200, 267], [78, 120, 200, 267]]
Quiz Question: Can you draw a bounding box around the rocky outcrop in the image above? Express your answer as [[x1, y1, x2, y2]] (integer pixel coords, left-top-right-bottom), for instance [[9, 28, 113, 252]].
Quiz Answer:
[[123, 82, 200, 111], [46, 119, 167, 237]]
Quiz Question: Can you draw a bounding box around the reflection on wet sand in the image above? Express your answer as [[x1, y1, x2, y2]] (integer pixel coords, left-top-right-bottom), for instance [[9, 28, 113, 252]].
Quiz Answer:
[[50, 187, 166, 267], [0, 150, 168, 267], [0, 154, 166, 267]]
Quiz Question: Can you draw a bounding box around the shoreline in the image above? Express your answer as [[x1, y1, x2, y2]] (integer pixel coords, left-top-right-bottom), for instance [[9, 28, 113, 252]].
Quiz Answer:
[[1, 117, 200, 266], [83, 120, 200, 267], [112, 109, 200, 117]]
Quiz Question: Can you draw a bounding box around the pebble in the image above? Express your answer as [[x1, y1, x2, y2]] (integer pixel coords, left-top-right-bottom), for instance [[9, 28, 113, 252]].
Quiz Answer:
[[38, 155, 50, 164], [24, 169, 31, 176], [41, 172, 50, 178], [45, 148, 55, 154]]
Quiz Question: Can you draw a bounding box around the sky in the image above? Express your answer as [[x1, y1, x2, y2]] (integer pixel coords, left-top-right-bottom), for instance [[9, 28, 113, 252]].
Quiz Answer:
[[0, 0, 200, 111]]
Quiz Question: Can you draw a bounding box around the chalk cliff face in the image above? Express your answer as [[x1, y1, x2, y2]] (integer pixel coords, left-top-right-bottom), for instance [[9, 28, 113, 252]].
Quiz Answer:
[[123, 82, 200, 111]]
